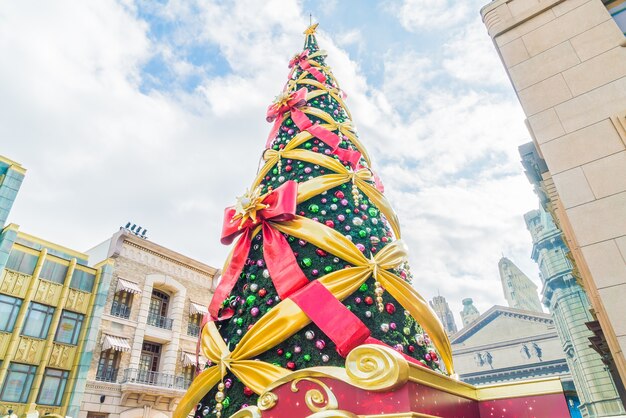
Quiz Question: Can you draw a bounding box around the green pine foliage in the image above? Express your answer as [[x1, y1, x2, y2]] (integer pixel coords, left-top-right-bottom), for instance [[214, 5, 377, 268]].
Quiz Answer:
[[195, 30, 442, 417]]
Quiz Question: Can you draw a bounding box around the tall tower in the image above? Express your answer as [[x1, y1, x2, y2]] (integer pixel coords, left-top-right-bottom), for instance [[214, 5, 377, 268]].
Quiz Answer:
[[525, 208, 625, 417], [498, 257, 542, 312], [460, 298, 480, 328], [430, 295, 458, 335]]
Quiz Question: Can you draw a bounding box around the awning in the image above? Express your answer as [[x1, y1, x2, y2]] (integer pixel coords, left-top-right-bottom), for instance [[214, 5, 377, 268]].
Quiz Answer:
[[102, 334, 131, 352], [116, 278, 142, 294], [189, 302, 208, 316], [181, 352, 208, 368]]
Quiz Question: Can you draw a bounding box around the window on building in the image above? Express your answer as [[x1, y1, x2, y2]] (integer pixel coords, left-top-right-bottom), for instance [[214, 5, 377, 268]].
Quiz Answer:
[[147, 290, 172, 329], [6, 250, 38, 275], [39, 259, 69, 284], [188, 313, 202, 337], [55, 310, 84, 345], [37, 368, 68, 406], [0, 363, 37, 403], [96, 349, 121, 382], [605, 0, 626, 34], [70, 269, 96, 292], [0, 294, 22, 333], [21, 302, 54, 339], [182, 365, 195, 387], [111, 291, 133, 319]]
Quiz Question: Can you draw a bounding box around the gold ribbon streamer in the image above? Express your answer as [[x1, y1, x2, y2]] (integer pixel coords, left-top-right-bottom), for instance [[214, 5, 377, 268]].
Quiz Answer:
[[297, 78, 352, 119], [270, 216, 453, 372]]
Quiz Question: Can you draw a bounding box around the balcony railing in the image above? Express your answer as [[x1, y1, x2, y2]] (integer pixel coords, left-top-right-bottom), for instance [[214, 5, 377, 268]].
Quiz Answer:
[[187, 323, 200, 337], [95, 367, 119, 382], [147, 312, 173, 330], [110, 301, 131, 319], [119, 368, 191, 390]]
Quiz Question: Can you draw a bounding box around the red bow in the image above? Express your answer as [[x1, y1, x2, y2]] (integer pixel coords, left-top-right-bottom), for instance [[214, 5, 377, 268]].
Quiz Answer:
[[265, 87, 340, 151], [288, 49, 326, 84], [208, 180, 309, 321]]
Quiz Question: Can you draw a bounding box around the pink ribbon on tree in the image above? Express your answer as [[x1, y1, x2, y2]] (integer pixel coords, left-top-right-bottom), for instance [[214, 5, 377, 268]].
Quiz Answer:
[[208, 180, 309, 321], [289, 49, 327, 84], [266, 87, 340, 151]]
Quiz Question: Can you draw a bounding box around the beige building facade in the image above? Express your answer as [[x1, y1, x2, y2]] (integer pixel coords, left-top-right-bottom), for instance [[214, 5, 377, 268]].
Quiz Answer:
[[79, 228, 218, 418], [451, 306, 572, 386], [480, 0, 626, 396]]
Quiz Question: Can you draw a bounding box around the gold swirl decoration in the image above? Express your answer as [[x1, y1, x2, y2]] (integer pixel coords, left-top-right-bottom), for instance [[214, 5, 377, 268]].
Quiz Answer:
[[291, 377, 339, 412], [257, 392, 278, 411], [345, 344, 410, 392]]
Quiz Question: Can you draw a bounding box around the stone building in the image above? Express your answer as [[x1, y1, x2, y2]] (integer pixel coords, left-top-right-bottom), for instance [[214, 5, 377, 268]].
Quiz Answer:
[[79, 228, 218, 418], [525, 207, 624, 416], [451, 305, 571, 386], [460, 298, 480, 328], [498, 257, 543, 312], [480, 0, 626, 396], [429, 295, 458, 335]]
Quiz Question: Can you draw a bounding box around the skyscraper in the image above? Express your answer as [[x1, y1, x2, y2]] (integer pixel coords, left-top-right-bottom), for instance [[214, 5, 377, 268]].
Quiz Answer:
[[460, 298, 480, 328], [498, 257, 542, 313], [481, 0, 626, 393], [430, 295, 458, 335], [525, 207, 624, 417]]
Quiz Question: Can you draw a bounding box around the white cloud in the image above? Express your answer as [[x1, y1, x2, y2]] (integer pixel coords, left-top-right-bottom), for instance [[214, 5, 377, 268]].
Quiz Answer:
[[394, 0, 471, 31], [0, 0, 540, 329], [442, 20, 510, 87]]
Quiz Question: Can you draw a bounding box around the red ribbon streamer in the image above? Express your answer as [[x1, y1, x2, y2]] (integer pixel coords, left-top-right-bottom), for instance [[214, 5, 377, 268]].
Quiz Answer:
[[209, 181, 309, 321], [289, 49, 327, 84], [334, 147, 362, 170], [290, 280, 371, 357]]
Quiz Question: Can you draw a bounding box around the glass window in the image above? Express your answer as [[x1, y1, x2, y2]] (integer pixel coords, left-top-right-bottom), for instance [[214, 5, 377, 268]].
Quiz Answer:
[[70, 269, 95, 292], [39, 260, 68, 284], [21, 302, 54, 339], [0, 363, 36, 403], [0, 294, 22, 332], [96, 350, 121, 382], [55, 310, 84, 345], [6, 250, 38, 275], [37, 368, 68, 406]]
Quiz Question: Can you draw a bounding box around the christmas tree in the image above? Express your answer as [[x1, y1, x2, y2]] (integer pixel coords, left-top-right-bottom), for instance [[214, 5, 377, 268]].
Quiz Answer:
[[177, 24, 454, 418]]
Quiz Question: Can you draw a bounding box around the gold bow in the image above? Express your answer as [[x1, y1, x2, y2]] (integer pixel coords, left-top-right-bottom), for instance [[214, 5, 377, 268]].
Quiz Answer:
[[256, 146, 399, 238]]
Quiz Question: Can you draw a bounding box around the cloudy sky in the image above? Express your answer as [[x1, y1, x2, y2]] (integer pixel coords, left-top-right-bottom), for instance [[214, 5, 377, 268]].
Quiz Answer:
[[0, 0, 541, 326]]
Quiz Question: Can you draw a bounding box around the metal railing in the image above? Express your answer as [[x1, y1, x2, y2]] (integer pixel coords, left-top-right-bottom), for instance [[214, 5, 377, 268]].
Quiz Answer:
[[95, 367, 119, 382], [147, 312, 173, 330], [187, 323, 200, 337], [110, 301, 131, 319], [119, 368, 191, 389]]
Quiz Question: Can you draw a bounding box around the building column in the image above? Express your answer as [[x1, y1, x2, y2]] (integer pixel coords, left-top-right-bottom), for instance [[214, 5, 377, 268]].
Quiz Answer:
[[128, 282, 153, 370], [161, 287, 185, 376]]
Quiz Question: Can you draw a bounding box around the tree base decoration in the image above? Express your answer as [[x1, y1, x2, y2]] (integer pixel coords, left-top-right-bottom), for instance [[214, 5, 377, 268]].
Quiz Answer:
[[228, 344, 572, 418]]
